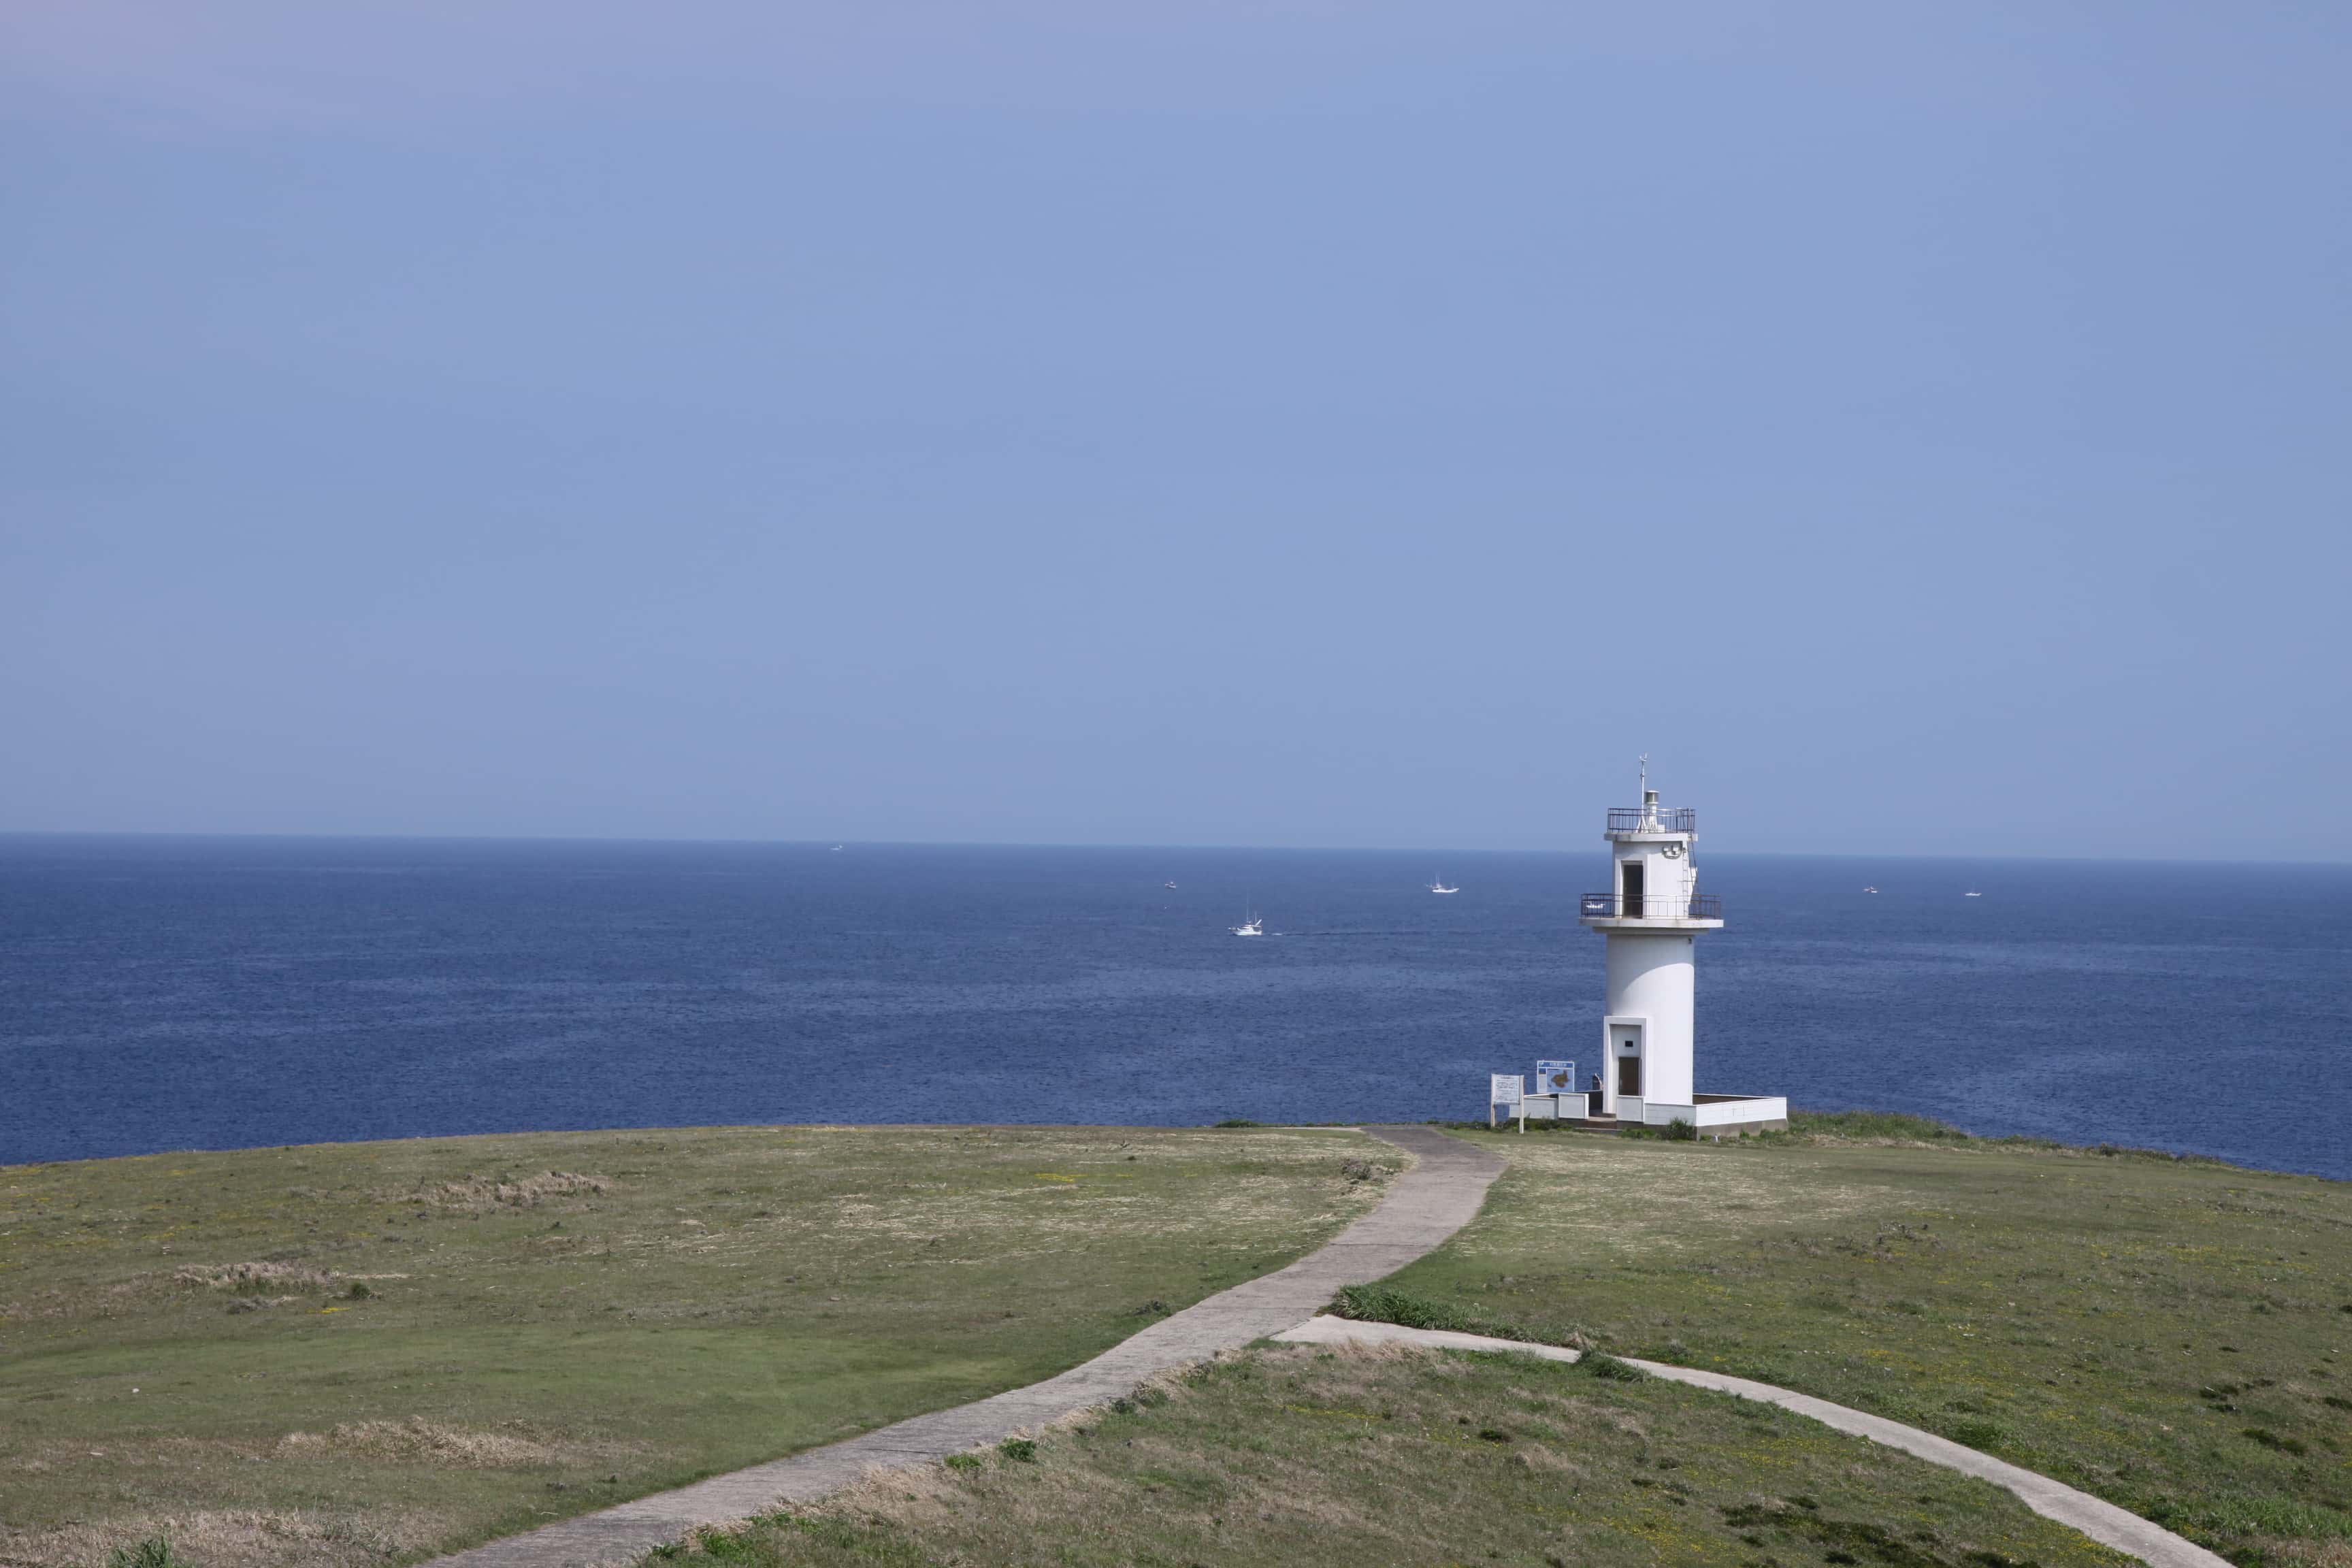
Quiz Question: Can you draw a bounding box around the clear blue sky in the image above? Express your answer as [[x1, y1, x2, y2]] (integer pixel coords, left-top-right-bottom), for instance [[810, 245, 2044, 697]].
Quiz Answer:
[[3, 3, 2346, 858]]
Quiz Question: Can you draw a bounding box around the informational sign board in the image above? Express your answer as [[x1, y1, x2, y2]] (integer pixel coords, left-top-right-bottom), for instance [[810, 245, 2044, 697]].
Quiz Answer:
[[1534, 1060, 1576, 1096], [1489, 1073, 1524, 1107]]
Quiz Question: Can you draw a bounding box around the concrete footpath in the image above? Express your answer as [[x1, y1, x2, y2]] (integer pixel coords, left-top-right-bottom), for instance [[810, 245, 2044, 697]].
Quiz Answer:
[[426, 1126, 1505, 1568], [1275, 1316, 2227, 1568]]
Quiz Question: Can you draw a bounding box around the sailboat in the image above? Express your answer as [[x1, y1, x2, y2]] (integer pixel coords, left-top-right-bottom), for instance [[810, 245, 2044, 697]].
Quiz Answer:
[[1428, 873, 1458, 894]]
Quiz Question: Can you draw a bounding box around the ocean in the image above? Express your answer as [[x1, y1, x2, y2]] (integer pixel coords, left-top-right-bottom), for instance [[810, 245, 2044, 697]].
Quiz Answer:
[[2, 836, 2346, 1178]]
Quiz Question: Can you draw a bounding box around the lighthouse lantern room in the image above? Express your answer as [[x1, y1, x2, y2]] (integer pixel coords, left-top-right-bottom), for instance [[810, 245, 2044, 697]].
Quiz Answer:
[[1575, 760, 1786, 1137]]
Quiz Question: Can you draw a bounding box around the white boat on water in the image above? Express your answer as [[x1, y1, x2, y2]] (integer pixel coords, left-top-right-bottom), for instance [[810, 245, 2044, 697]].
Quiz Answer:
[[1863, 885, 1878, 894], [1230, 906, 1264, 936], [1164, 881, 1178, 889], [1428, 874, 1458, 894], [1964, 889, 1982, 898]]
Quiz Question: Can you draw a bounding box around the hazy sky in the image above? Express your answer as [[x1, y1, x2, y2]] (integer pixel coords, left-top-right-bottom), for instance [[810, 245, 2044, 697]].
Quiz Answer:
[[4, 3, 2346, 858]]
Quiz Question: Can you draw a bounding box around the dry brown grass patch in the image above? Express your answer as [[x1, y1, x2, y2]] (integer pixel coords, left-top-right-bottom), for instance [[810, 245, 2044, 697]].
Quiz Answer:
[[172, 1261, 336, 1293], [408, 1171, 612, 1213], [0, 1507, 446, 1568], [275, 1418, 564, 1468], [2256, 1542, 2352, 1568]]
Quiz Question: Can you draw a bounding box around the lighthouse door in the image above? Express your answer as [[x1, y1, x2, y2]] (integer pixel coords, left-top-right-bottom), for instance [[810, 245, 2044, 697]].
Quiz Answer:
[[1614, 1032, 1642, 1097], [1620, 860, 1644, 917]]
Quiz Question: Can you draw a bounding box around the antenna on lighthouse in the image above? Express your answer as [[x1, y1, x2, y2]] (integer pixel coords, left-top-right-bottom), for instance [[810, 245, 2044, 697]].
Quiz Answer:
[[1638, 754, 1648, 796]]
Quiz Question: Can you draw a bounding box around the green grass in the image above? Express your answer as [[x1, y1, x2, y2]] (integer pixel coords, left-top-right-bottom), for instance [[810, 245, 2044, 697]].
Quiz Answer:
[[673, 1341, 2136, 1567], [1788, 1109, 1984, 1143], [0, 1124, 1390, 1568], [1373, 1120, 2352, 1565]]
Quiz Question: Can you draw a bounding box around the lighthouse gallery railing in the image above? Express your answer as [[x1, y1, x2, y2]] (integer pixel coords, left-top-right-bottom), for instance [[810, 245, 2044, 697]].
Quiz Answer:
[[1606, 807, 1697, 834], [1580, 892, 1724, 920]]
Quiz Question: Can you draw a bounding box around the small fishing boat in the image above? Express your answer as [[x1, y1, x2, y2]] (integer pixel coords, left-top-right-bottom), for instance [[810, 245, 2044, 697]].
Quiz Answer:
[[1428, 874, 1459, 894], [1230, 906, 1264, 936], [1863, 885, 1878, 894], [1164, 881, 1178, 889], [1964, 889, 1982, 898]]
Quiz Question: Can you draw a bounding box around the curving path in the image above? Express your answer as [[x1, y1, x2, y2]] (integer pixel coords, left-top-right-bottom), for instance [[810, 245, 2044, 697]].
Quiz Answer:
[[426, 1126, 1505, 1568], [1275, 1316, 2227, 1568]]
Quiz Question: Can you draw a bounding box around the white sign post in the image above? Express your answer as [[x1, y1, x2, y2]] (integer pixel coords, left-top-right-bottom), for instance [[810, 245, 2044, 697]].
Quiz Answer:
[[1489, 1073, 1524, 1132]]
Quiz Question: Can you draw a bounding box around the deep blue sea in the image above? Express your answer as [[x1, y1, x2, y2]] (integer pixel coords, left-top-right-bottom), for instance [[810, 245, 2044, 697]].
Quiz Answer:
[[2, 836, 2347, 1179]]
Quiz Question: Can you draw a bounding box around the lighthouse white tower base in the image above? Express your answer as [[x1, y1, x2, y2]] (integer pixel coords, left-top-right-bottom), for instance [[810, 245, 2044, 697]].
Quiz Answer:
[[1578, 767, 1786, 1136], [1604, 932, 1697, 1113]]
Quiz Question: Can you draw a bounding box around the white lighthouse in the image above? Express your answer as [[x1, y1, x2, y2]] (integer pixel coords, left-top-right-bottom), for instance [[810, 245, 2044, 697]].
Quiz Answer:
[[1576, 760, 1785, 1136]]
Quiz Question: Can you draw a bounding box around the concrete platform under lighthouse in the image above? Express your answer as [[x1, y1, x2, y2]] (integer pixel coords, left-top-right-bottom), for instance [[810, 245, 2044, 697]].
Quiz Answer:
[[1516, 1093, 1791, 1137]]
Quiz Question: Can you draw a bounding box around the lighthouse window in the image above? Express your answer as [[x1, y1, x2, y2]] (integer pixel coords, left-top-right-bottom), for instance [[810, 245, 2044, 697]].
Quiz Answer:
[[1620, 860, 1644, 915]]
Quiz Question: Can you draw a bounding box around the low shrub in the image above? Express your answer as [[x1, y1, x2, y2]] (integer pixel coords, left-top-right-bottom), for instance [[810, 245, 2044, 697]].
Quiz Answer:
[[1578, 1352, 1647, 1383], [1946, 1419, 2008, 1451], [1328, 1285, 1532, 1343], [108, 1537, 184, 1568], [691, 1526, 753, 1560]]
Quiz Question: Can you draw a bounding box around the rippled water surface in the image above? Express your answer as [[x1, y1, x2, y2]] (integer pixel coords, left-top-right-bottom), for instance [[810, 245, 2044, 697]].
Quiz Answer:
[[3, 836, 2346, 1176]]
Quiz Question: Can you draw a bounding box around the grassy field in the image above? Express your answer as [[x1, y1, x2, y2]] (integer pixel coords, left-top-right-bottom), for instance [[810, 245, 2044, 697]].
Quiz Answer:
[[0, 1124, 1389, 1568], [1365, 1115, 2352, 1566], [16, 1118, 2348, 1568], [677, 1340, 2136, 1567]]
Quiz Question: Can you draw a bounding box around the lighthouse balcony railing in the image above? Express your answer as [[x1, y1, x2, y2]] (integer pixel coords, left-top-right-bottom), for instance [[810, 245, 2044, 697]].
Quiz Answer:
[[1580, 892, 1724, 920], [1607, 807, 1697, 834]]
